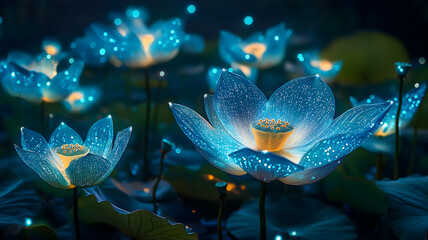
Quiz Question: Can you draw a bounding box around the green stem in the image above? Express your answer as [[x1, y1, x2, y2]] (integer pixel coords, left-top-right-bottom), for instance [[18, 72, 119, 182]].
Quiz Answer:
[[143, 68, 151, 181], [73, 187, 81, 240], [217, 196, 225, 240], [375, 153, 384, 180], [394, 76, 404, 180], [152, 150, 166, 214], [259, 181, 267, 240]]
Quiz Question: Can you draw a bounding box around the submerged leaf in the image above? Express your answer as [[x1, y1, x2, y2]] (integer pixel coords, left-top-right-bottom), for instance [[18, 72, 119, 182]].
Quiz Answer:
[[79, 188, 198, 240], [227, 194, 356, 240]]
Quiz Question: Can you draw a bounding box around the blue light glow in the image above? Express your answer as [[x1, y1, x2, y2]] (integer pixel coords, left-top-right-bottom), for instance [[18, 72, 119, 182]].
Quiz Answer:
[[297, 53, 304, 62], [290, 231, 297, 236], [99, 48, 106, 56], [25, 218, 32, 226], [244, 16, 253, 25], [187, 4, 196, 14], [114, 18, 122, 26], [132, 10, 140, 18]]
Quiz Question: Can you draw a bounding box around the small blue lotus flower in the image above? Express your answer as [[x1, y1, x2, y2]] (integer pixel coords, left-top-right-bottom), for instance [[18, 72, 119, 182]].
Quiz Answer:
[[219, 23, 292, 69], [63, 86, 101, 113], [90, 6, 184, 68], [207, 65, 258, 91], [297, 52, 342, 82], [181, 33, 205, 54], [170, 72, 391, 184], [1, 51, 84, 103], [350, 81, 426, 153], [395, 62, 412, 78], [14, 116, 132, 189]]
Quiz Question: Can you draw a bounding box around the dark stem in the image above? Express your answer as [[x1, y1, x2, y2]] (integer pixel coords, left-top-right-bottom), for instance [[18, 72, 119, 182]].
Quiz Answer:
[[375, 153, 384, 180], [394, 76, 404, 180], [259, 181, 267, 240], [40, 100, 45, 136], [152, 78, 162, 143], [143, 68, 151, 181], [217, 196, 225, 240], [152, 150, 166, 214], [73, 187, 81, 240]]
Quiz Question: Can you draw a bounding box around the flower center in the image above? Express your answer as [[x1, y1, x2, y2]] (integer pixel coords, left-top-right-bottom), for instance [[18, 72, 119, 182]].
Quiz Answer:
[[243, 43, 267, 60], [250, 118, 294, 152], [55, 143, 90, 168], [310, 60, 333, 71]]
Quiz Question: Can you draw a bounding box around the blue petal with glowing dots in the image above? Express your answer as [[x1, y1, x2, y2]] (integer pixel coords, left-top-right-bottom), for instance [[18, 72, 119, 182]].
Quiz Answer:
[[228, 148, 304, 182], [169, 103, 246, 175], [219, 31, 257, 65], [0, 62, 49, 103], [99, 127, 133, 183], [70, 27, 111, 66], [65, 153, 111, 187], [376, 175, 428, 240], [206, 66, 257, 91], [181, 33, 205, 54], [267, 76, 335, 148], [14, 145, 70, 189], [148, 18, 184, 62], [48, 123, 83, 149], [214, 71, 267, 148], [261, 23, 292, 67], [84, 116, 114, 158], [43, 59, 84, 102], [349, 81, 426, 137], [227, 194, 356, 240], [63, 86, 101, 113], [20, 127, 63, 169], [299, 52, 342, 82], [0, 171, 41, 227]]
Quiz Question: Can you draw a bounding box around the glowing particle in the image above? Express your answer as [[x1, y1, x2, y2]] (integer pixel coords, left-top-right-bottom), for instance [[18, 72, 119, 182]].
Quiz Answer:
[[187, 4, 196, 14], [159, 71, 165, 77], [25, 218, 32, 226], [99, 48, 106, 56], [244, 16, 253, 25], [114, 18, 122, 26]]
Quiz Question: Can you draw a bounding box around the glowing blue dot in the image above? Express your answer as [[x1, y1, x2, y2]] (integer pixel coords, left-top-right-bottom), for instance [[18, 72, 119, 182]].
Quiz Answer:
[[228, 68, 234, 72], [159, 71, 165, 77], [25, 218, 32, 226], [290, 231, 297, 236], [274, 35, 279, 41], [114, 18, 122, 26], [244, 16, 253, 25], [212, 68, 218, 74], [275, 235, 282, 240], [69, 58, 75, 64], [99, 48, 106, 56], [245, 54, 250, 60], [88, 96, 94, 101], [297, 53, 304, 62], [175, 148, 182, 154], [132, 10, 140, 18], [187, 4, 196, 14]]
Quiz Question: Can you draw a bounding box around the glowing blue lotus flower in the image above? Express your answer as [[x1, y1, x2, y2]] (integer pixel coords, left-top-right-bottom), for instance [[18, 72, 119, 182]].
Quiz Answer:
[[71, 27, 113, 66], [350, 82, 426, 153], [14, 116, 132, 189], [181, 33, 205, 54], [297, 52, 342, 82], [89, 6, 184, 68], [170, 72, 391, 184], [219, 23, 292, 69], [0, 51, 84, 103], [63, 86, 101, 113], [207, 66, 257, 91]]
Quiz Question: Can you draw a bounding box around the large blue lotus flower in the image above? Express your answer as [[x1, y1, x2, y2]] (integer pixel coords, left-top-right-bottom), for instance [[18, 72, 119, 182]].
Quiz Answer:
[[376, 175, 428, 240], [207, 65, 257, 91], [14, 116, 132, 189], [350, 81, 426, 153], [0, 51, 84, 103], [88, 6, 184, 68], [170, 72, 391, 184], [219, 23, 292, 69], [297, 52, 342, 83]]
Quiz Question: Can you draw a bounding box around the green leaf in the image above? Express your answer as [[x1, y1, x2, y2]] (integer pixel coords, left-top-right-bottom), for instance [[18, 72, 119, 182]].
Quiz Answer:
[[25, 225, 60, 240], [78, 194, 198, 240]]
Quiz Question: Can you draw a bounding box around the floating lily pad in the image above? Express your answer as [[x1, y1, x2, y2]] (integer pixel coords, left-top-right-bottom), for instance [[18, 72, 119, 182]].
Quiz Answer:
[[25, 225, 60, 240], [376, 175, 428, 240], [79, 188, 197, 240], [227, 194, 356, 240], [321, 31, 409, 84]]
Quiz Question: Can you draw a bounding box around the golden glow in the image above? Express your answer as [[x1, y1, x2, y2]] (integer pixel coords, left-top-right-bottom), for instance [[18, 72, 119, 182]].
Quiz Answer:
[[207, 174, 214, 180], [44, 45, 59, 55], [243, 43, 267, 60], [310, 60, 333, 71], [65, 91, 84, 104], [55, 143, 89, 169], [138, 33, 155, 66], [236, 64, 251, 77], [251, 119, 294, 152], [143, 187, 150, 193], [226, 183, 236, 192]]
